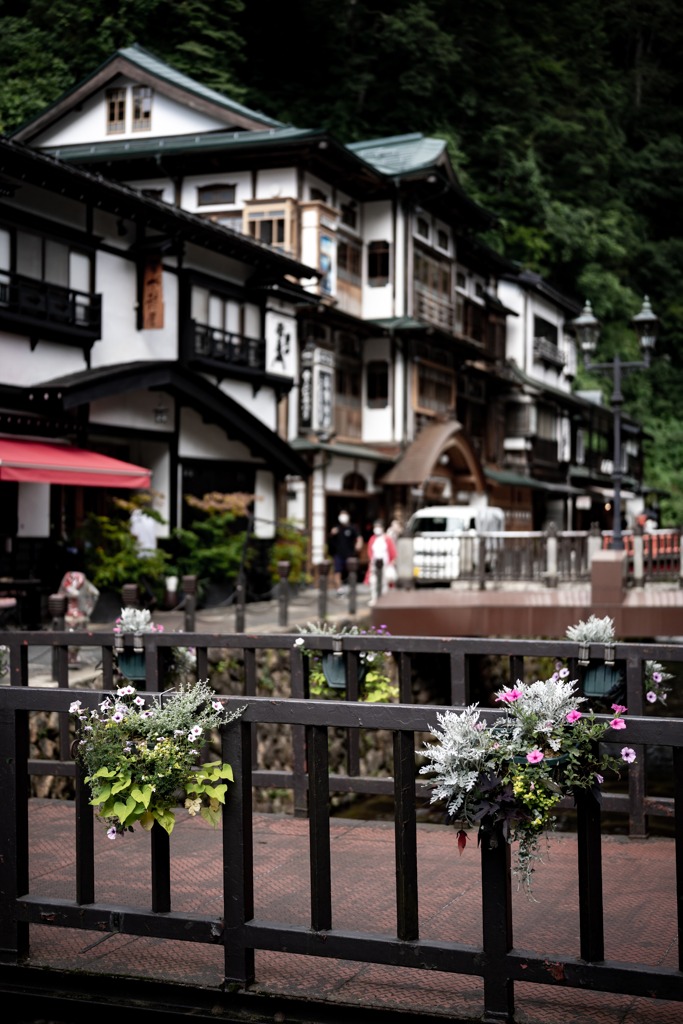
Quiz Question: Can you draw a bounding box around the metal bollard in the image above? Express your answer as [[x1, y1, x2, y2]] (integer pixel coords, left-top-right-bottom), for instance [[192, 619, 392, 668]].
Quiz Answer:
[[346, 557, 358, 615], [374, 558, 384, 604], [235, 575, 246, 633], [121, 583, 140, 609], [182, 574, 197, 632], [317, 561, 330, 620], [277, 560, 291, 627], [633, 524, 644, 588], [545, 521, 558, 589], [48, 593, 67, 681]]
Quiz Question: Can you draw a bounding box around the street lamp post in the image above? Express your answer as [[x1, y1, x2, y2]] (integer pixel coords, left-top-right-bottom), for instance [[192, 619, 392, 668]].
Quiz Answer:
[[571, 296, 659, 551]]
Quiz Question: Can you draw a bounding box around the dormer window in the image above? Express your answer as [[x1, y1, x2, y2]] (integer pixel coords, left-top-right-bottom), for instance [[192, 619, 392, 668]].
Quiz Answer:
[[132, 86, 153, 131], [106, 88, 126, 134]]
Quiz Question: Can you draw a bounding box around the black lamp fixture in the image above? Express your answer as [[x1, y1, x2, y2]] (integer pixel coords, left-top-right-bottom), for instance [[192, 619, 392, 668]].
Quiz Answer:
[[571, 296, 659, 551]]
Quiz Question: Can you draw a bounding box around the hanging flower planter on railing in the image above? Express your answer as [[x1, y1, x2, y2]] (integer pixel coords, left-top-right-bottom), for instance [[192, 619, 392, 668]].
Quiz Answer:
[[419, 670, 636, 895], [70, 679, 244, 838]]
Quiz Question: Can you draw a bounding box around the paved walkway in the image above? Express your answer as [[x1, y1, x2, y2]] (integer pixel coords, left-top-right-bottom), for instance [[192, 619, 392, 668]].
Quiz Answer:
[[22, 800, 681, 1024]]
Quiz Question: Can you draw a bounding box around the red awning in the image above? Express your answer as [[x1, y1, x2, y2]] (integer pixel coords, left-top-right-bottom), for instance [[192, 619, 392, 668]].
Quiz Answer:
[[0, 439, 151, 488]]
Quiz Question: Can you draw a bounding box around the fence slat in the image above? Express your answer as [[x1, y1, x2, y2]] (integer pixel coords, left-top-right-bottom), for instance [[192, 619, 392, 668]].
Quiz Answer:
[[308, 724, 332, 932], [394, 729, 418, 942]]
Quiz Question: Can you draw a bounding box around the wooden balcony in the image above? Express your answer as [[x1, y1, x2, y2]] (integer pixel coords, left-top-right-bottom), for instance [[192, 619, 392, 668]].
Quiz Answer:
[[0, 271, 101, 348], [183, 319, 266, 375]]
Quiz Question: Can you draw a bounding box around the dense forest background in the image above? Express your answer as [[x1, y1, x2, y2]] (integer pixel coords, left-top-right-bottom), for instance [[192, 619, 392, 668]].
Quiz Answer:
[[1, 0, 682, 520]]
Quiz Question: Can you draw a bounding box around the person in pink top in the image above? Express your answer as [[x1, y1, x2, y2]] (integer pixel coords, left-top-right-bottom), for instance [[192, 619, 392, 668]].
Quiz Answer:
[[365, 521, 397, 605]]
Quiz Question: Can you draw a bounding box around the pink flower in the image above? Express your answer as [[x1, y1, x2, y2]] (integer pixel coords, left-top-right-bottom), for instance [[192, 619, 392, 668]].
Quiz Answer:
[[646, 691, 657, 704], [526, 749, 544, 764], [611, 703, 627, 714], [609, 718, 627, 730], [595, 773, 604, 784], [496, 687, 524, 703], [652, 672, 662, 683], [566, 709, 582, 723], [621, 747, 637, 763]]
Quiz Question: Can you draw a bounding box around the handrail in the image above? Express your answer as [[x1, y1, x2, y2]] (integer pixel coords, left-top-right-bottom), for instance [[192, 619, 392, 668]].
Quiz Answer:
[[0, 675, 681, 1022]]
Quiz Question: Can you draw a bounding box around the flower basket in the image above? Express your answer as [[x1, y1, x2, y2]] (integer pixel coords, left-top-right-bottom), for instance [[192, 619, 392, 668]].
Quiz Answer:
[[70, 680, 244, 838], [321, 652, 367, 690], [419, 672, 636, 895], [581, 662, 625, 702], [116, 650, 147, 680]]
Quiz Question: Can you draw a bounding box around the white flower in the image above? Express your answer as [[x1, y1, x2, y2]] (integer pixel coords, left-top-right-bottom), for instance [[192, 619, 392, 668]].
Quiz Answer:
[[293, 637, 305, 647], [69, 700, 82, 714]]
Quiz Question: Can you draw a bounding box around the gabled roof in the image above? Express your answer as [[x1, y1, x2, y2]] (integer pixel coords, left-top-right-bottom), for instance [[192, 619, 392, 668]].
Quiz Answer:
[[34, 362, 310, 478], [11, 43, 284, 143], [349, 132, 497, 231]]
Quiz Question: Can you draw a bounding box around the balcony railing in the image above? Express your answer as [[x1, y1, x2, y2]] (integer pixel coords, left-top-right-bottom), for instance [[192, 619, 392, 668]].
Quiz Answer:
[[0, 630, 681, 1022], [533, 335, 566, 367], [188, 319, 266, 371], [0, 271, 101, 345], [413, 283, 455, 332]]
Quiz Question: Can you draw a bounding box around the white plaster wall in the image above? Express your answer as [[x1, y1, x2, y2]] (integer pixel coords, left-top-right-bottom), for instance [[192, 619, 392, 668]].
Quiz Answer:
[[362, 201, 394, 320], [498, 280, 574, 394], [265, 308, 297, 378], [134, 441, 172, 538], [0, 335, 87, 384], [285, 477, 307, 530], [180, 171, 253, 214], [178, 407, 256, 461], [17, 483, 50, 537], [310, 459, 329, 564], [255, 168, 297, 199], [91, 251, 178, 367], [497, 281, 526, 368], [36, 79, 226, 147], [325, 456, 380, 494], [253, 469, 275, 539], [89, 393, 175, 433], [219, 379, 277, 430], [362, 335, 393, 443]]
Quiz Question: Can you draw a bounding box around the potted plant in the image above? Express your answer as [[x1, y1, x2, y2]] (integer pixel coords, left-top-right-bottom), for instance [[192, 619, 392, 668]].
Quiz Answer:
[[113, 606, 197, 683], [70, 679, 244, 837], [293, 621, 398, 702], [79, 498, 172, 614], [419, 671, 635, 894], [565, 614, 624, 703]]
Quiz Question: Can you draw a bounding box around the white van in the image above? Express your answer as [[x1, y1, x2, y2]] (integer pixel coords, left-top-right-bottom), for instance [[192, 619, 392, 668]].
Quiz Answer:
[[398, 505, 505, 586]]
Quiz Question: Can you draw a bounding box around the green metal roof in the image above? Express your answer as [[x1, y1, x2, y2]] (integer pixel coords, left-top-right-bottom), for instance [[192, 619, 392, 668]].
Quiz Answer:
[[485, 468, 583, 495], [117, 45, 284, 128], [47, 126, 320, 163], [348, 133, 446, 175], [11, 42, 284, 140], [291, 438, 394, 463]]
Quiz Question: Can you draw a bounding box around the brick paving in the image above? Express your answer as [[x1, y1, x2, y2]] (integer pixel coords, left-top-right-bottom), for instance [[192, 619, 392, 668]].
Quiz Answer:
[[21, 799, 682, 1024]]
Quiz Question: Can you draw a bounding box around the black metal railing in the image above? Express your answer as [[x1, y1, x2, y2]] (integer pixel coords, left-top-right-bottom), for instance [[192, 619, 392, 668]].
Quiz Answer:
[[0, 640, 681, 1022], [0, 271, 102, 342], [189, 319, 266, 370]]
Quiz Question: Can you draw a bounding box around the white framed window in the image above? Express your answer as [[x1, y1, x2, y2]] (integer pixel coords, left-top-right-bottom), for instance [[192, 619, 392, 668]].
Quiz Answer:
[[132, 86, 153, 131], [106, 88, 126, 134]]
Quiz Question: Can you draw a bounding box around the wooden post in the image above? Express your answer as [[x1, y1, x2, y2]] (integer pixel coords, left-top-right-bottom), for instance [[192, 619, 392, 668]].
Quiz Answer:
[[633, 523, 644, 588], [121, 583, 139, 609]]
